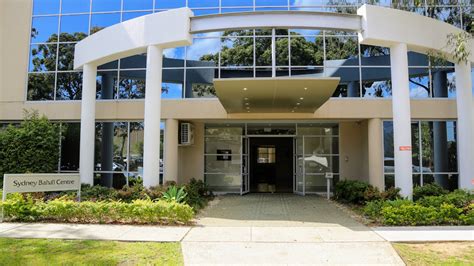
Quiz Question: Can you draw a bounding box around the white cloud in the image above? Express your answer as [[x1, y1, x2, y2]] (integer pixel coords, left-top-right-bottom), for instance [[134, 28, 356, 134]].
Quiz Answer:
[[186, 32, 221, 60]]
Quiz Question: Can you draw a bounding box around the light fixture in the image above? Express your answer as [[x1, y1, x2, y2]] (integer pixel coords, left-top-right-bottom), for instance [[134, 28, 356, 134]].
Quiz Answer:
[[300, 97, 304, 100], [243, 87, 248, 91], [244, 97, 249, 100], [296, 102, 301, 105], [245, 103, 249, 105], [304, 87, 308, 90]]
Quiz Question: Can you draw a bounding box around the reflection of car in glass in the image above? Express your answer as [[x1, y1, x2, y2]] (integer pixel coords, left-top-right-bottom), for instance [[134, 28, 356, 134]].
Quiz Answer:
[[384, 157, 432, 173], [297, 154, 330, 173]]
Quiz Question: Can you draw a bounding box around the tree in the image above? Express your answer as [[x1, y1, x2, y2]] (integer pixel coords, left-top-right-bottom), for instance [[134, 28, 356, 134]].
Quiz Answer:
[[0, 110, 61, 186]]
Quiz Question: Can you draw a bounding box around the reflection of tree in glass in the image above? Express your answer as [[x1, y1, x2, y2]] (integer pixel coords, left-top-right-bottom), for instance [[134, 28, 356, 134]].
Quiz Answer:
[[193, 83, 216, 97]]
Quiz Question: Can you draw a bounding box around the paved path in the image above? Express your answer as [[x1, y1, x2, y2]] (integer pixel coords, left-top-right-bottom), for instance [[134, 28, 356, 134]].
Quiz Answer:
[[1, 194, 472, 265], [182, 194, 405, 265], [374, 226, 474, 242]]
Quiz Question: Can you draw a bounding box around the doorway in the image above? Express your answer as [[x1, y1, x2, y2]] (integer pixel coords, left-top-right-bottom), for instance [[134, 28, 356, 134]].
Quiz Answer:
[[249, 137, 293, 193]]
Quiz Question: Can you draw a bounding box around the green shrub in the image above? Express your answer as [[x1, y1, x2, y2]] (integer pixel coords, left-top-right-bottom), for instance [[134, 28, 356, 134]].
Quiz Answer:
[[0, 198, 194, 225], [0, 111, 61, 187], [116, 184, 149, 202], [381, 187, 402, 201], [363, 199, 412, 219], [185, 178, 212, 210], [0, 193, 43, 221], [413, 183, 448, 201], [162, 186, 187, 203], [381, 204, 440, 226], [334, 180, 371, 204], [363, 186, 382, 202], [461, 204, 474, 225], [80, 184, 118, 202], [416, 189, 472, 209]]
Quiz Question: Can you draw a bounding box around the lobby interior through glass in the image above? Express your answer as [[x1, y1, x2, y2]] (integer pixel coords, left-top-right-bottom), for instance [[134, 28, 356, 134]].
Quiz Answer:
[[204, 122, 340, 195]]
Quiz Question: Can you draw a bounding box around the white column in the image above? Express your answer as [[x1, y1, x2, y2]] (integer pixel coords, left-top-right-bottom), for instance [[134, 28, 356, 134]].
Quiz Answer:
[[164, 119, 179, 184], [79, 63, 97, 185], [455, 62, 474, 190], [143, 45, 163, 187], [390, 43, 413, 198]]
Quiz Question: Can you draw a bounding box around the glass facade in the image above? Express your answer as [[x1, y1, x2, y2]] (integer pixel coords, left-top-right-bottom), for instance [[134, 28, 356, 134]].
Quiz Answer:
[[383, 120, 458, 190], [28, 0, 472, 101]]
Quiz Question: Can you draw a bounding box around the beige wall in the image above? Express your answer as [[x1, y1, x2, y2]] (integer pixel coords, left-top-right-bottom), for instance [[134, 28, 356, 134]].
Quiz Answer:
[[0, 0, 31, 103], [339, 121, 365, 182], [177, 121, 205, 184], [0, 99, 460, 121]]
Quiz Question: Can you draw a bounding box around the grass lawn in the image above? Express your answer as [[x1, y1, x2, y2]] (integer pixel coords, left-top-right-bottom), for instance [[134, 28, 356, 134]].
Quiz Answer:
[[393, 242, 474, 266], [0, 238, 183, 266]]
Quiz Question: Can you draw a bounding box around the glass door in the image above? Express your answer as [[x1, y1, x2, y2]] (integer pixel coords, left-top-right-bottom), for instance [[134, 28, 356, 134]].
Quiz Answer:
[[241, 136, 250, 195], [294, 136, 305, 195]]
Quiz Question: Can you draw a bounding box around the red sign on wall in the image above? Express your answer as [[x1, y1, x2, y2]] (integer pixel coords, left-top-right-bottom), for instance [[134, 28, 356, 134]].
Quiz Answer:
[[399, 146, 412, 151]]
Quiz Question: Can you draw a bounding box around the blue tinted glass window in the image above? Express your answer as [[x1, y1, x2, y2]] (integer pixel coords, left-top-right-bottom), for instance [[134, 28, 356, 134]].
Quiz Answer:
[[188, 0, 219, 8], [164, 47, 185, 67], [122, 11, 152, 21], [123, 0, 153, 11], [60, 15, 89, 41], [162, 83, 183, 99], [29, 44, 57, 72], [408, 68, 431, 98], [31, 16, 59, 43], [155, 0, 186, 9], [221, 8, 253, 13], [256, 0, 288, 6], [56, 72, 83, 100], [92, 0, 121, 12], [221, 0, 253, 6], [192, 9, 220, 16], [61, 0, 90, 14], [90, 13, 121, 34], [33, 0, 60, 15], [290, 0, 324, 5], [28, 73, 55, 100]]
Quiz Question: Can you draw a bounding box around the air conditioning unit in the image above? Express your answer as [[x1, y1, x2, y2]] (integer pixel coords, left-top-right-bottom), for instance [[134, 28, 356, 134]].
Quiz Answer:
[[180, 122, 194, 146]]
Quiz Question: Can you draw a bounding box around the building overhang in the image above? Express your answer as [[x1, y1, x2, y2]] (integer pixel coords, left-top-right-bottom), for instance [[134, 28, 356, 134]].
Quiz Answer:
[[213, 77, 340, 113]]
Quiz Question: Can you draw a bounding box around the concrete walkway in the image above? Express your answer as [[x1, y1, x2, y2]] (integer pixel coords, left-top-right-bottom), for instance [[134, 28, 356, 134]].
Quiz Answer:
[[374, 226, 474, 242], [1, 194, 472, 265], [181, 194, 404, 265]]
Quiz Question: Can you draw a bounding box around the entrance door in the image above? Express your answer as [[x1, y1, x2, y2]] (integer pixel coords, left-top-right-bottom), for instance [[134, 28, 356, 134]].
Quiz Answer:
[[249, 138, 293, 193], [294, 136, 305, 195]]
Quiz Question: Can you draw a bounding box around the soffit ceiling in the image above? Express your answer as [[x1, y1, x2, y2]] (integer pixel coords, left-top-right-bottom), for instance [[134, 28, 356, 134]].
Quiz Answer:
[[213, 77, 340, 113]]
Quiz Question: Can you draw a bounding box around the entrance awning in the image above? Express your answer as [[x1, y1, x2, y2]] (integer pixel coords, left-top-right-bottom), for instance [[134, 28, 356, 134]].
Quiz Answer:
[[213, 77, 340, 113]]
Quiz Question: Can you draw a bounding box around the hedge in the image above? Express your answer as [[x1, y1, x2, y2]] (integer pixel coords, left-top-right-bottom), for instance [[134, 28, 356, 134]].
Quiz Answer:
[[0, 194, 194, 225]]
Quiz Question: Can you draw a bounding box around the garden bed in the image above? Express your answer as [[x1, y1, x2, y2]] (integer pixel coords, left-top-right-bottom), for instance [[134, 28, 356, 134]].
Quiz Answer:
[[0, 178, 213, 225], [334, 180, 474, 226]]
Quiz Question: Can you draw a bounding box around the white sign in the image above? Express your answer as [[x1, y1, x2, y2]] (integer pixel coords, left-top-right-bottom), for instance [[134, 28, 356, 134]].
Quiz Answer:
[[325, 172, 334, 179], [2, 173, 81, 222], [3, 173, 80, 194]]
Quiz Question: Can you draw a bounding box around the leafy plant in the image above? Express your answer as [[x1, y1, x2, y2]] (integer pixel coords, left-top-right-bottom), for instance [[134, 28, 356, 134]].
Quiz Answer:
[[0, 197, 194, 224], [334, 180, 371, 204], [413, 183, 448, 201], [161, 186, 187, 203], [0, 110, 61, 187], [185, 178, 213, 210]]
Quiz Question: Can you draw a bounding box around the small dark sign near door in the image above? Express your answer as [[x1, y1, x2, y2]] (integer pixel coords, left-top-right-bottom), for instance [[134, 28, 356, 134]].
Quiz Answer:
[[217, 149, 232, 161]]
